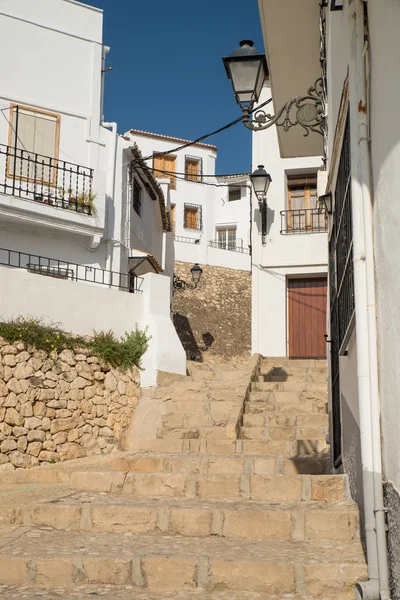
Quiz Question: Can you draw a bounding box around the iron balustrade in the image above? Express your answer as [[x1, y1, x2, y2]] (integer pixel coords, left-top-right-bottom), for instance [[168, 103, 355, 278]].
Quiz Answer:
[[0, 248, 143, 293], [208, 239, 250, 254], [280, 208, 328, 234], [0, 144, 94, 215], [329, 112, 354, 467], [173, 235, 200, 244]]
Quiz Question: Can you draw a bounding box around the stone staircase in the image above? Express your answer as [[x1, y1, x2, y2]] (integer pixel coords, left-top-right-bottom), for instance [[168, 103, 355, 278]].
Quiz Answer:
[[0, 356, 367, 599]]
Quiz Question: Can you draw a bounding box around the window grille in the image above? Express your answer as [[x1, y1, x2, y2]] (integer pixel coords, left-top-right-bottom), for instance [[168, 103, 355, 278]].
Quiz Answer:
[[185, 156, 202, 182], [228, 186, 241, 201], [329, 111, 354, 467], [183, 203, 202, 230]]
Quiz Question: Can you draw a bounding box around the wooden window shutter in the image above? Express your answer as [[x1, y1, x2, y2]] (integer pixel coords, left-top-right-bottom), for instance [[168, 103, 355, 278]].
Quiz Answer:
[[185, 157, 200, 181], [163, 155, 176, 189]]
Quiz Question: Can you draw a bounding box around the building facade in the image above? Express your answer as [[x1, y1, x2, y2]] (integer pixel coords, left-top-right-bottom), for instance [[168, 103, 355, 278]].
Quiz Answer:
[[126, 129, 251, 271], [0, 0, 185, 387], [257, 0, 400, 597], [252, 83, 328, 359]]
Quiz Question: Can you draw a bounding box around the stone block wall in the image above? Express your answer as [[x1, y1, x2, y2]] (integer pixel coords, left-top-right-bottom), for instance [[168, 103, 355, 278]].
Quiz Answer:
[[0, 338, 140, 469], [173, 261, 251, 360]]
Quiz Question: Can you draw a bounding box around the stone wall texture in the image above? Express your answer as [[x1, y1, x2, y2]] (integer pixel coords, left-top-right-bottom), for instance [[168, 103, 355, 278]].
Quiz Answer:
[[0, 338, 140, 469], [173, 261, 251, 360]]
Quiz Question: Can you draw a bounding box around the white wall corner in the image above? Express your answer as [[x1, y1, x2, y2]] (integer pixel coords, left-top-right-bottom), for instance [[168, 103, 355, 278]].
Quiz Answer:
[[140, 272, 186, 388]]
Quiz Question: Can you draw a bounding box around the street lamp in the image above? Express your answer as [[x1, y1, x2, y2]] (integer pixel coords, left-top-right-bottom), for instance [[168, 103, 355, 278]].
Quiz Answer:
[[190, 263, 203, 287], [223, 40, 268, 110], [173, 263, 203, 293], [250, 165, 272, 206], [223, 41, 326, 138], [318, 192, 332, 215]]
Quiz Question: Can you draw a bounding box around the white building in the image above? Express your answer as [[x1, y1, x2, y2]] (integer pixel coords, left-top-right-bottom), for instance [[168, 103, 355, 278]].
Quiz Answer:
[[126, 129, 251, 271], [257, 0, 400, 597], [252, 84, 327, 359], [0, 0, 185, 387]]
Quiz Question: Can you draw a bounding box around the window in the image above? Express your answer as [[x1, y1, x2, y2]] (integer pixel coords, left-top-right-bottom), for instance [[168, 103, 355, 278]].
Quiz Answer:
[[185, 156, 202, 182], [153, 153, 176, 189], [171, 203, 176, 233], [7, 104, 60, 184], [228, 186, 241, 202], [133, 179, 142, 216], [287, 174, 319, 231], [184, 203, 202, 230], [217, 227, 237, 250]]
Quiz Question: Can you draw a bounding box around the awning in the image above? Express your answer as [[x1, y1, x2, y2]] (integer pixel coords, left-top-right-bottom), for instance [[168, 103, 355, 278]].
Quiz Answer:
[[128, 253, 163, 276]]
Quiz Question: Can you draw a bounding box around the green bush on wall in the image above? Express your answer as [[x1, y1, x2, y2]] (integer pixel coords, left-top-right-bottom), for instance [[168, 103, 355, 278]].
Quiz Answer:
[[0, 317, 150, 371]]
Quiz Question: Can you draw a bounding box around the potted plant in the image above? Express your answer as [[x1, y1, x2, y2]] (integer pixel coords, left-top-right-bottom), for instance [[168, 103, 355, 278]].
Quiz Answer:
[[76, 191, 96, 215]]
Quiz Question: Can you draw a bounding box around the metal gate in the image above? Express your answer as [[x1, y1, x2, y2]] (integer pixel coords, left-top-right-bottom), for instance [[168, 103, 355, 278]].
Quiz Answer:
[[329, 112, 355, 467]]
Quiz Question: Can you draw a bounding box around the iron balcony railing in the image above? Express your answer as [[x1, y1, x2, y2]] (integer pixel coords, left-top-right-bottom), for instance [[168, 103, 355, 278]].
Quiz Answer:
[[208, 239, 250, 254], [280, 208, 328, 234], [0, 248, 143, 293], [0, 144, 94, 215], [174, 235, 200, 244]]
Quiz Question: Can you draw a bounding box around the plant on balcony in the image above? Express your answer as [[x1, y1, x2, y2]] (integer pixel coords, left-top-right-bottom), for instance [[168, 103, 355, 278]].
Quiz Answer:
[[76, 191, 96, 215]]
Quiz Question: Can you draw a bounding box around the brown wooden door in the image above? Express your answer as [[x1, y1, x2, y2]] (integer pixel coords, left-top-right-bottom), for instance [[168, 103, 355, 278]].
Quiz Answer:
[[288, 277, 327, 358]]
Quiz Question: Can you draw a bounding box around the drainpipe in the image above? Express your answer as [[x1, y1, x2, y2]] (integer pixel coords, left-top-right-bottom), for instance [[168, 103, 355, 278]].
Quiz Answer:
[[102, 121, 118, 274], [353, 2, 391, 599]]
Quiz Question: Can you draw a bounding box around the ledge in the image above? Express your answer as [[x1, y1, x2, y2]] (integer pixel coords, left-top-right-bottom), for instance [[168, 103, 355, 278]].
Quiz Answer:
[[0, 193, 104, 249]]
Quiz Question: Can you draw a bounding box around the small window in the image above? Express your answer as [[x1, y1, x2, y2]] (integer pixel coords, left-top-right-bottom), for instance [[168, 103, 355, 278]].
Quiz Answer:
[[185, 156, 202, 182], [217, 227, 237, 250], [133, 179, 142, 216], [228, 186, 241, 202], [153, 153, 176, 189], [184, 203, 202, 230], [7, 104, 60, 184]]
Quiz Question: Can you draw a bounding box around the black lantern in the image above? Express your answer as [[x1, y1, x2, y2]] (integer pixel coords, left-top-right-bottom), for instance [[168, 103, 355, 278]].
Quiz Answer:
[[319, 192, 332, 215], [190, 263, 203, 287], [250, 165, 272, 203], [223, 40, 269, 110]]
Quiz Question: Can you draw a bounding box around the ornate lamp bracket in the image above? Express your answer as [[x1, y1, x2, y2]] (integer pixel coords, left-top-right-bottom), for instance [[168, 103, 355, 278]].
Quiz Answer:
[[242, 78, 326, 141]]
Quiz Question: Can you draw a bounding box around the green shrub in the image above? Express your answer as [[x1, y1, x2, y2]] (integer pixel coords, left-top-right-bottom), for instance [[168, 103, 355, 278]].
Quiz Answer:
[[0, 317, 149, 370], [0, 316, 85, 354]]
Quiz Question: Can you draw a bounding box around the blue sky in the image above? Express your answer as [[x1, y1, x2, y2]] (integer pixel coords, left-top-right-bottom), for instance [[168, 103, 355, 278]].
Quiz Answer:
[[83, 0, 264, 175]]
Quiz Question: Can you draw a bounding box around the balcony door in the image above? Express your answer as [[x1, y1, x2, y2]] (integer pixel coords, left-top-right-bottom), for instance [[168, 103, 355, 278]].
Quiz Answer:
[[287, 175, 318, 232], [288, 277, 327, 358]]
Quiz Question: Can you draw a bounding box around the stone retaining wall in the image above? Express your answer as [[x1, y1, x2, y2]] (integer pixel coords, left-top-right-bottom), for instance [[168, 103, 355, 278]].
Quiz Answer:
[[173, 261, 251, 360], [0, 338, 140, 469]]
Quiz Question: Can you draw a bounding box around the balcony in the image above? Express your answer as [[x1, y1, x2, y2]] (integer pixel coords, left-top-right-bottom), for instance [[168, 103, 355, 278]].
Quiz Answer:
[[208, 239, 250, 254], [280, 208, 327, 235], [0, 247, 143, 293], [0, 144, 104, 248], [0, 144, 94, 213]]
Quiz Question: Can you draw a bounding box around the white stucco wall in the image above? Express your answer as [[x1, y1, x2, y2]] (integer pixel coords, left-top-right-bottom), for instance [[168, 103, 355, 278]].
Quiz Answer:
[[0, 266, 185, 387], [367, 0, 400, 493], [0, 0, 110, 271], [126, 131, 251, 271], [251, 83, 327, 356]]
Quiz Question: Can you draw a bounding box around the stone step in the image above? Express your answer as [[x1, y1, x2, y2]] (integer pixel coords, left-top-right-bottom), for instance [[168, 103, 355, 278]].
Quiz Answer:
[[243, 413, 329, 428], [0, 589, 361, 600], [0, 529, 367, 595], [249, 390, 326, 404], [2, 472, 344, 501], [9, 492, 359, 542], [254, 381, 308, 392], [157, 426, 231, 441], [240, 425, 328, 442], [260, 358, 326, 369], [246, 399, 326, 414]]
